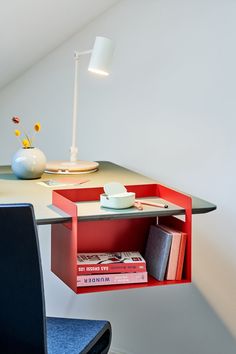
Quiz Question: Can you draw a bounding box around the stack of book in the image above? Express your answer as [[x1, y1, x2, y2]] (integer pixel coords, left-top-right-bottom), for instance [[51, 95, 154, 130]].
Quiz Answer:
[[77, 251, 148, 287], [144, 224, 187, 281]]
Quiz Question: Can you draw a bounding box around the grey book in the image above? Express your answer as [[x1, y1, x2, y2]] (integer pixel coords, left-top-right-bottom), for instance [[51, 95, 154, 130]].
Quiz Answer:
[[144, 225, 172, 281]]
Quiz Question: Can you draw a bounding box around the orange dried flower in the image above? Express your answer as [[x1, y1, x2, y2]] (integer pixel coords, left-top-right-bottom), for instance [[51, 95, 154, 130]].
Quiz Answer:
[[14, 129, 21, 137], [22, 139, 30, 148], [34, 122, 41, 132]]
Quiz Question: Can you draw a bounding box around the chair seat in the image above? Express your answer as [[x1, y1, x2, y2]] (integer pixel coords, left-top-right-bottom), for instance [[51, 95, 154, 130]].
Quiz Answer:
[[47, 317, 111, 354]]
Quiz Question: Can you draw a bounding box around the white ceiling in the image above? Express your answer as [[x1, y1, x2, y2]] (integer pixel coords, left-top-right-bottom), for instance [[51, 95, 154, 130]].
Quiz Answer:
[[0, 0, 119, 89]]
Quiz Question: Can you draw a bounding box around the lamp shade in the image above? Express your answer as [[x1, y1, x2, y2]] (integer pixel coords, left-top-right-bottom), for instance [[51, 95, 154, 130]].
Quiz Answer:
[[88, 36, 114, 76]]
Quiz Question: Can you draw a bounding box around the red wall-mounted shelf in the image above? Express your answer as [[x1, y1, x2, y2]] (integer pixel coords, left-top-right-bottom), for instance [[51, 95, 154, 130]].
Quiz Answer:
[[51, 184, 192, 294]]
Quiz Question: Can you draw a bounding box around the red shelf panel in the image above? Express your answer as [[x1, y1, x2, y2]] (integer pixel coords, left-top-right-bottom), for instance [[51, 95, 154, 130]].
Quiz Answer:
[[51, 183, 192, 294]]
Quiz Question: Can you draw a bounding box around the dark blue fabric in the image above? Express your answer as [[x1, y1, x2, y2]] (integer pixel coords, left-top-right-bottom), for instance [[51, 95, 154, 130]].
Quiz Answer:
[[47, 317, 110, 354]]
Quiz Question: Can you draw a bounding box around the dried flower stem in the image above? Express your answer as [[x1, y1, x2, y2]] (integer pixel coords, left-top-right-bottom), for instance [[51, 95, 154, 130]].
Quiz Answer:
[[12, 116, 41, 148]]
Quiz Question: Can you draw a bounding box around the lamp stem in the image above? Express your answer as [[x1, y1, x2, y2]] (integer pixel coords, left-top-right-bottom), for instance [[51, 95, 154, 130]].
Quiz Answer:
[[70, 49, 92, 163], [70, 55, 79, 162]]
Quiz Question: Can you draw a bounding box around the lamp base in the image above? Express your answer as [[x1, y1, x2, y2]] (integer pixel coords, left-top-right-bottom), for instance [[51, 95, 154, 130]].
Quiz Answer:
[[45, 160, 99, 174]]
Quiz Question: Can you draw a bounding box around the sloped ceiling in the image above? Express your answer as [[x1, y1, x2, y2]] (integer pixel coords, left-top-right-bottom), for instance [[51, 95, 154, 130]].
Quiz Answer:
[[0, 0, 119, 90]]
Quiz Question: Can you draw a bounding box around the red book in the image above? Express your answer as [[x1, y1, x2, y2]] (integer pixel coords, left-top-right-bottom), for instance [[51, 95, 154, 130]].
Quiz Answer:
[[176, 233, 187, 280], [77, 272, 148, 287], [159, 224, 182, 280], [77, 252, 146, 275]]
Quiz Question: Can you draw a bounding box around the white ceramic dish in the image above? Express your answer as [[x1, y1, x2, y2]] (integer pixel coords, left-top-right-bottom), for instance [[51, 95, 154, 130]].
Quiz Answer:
[[100, 192, 135, 209], [100, 182, 135, 209]]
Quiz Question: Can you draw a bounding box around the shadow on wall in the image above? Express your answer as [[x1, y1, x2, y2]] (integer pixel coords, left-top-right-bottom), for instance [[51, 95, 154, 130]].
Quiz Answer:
[[193, 212, 236, 338]]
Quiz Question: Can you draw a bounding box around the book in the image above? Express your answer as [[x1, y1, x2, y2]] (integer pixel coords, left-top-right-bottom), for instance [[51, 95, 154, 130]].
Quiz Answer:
[[77, 272, 148, 287], [77, 252, 146, 275], [175, 232, 187, 280], [144, 225, 172, 281], [159, 224, 182, 280]]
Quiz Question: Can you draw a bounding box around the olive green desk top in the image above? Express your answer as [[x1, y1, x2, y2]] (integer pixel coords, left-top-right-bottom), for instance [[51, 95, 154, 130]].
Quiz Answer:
[[0, 161, 216, 225]]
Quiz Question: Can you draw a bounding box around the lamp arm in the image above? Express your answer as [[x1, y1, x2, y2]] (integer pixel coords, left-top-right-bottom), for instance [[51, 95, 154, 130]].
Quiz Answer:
[[70, 49, 92, 163]]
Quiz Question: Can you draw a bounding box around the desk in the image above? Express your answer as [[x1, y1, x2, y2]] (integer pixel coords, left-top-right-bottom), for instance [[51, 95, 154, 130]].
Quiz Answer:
[[0, 161, 216, 224], [0, 161, 216, 293]]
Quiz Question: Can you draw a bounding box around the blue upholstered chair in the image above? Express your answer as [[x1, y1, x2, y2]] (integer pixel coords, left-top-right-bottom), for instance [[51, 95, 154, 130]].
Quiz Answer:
[[0, 203, 112, 354]]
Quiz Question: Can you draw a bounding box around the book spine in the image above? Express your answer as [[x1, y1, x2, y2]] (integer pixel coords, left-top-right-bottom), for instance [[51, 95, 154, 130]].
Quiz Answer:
[[158, 239, 172, 281], [77, 272, 148, 287], [77, 262, 146, 275], [176, 233, 187, 280], [166, 232, 181, 280]]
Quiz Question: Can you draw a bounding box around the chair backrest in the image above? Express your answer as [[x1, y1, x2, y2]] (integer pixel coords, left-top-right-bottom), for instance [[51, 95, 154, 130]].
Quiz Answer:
[[0, 203, 47, 354]]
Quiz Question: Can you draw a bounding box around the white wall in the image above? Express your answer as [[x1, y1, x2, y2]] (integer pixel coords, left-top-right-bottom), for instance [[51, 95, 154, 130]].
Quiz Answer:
[[0, 0, 236, 353]]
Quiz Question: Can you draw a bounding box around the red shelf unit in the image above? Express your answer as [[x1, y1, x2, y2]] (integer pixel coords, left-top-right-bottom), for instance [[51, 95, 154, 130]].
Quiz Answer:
[[51, 184, 192, 294]]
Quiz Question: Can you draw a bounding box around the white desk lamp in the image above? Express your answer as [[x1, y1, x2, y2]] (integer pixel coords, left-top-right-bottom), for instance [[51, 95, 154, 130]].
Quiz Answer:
[[45, 36, 114, 174]]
